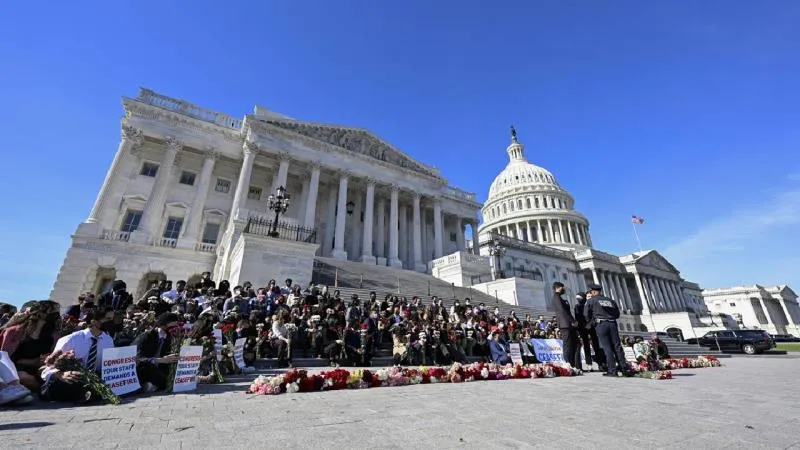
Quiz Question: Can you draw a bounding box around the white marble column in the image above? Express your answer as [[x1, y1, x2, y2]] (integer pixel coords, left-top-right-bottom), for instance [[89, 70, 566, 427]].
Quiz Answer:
[[618, 275, 633, 311], [360, 180, 376, 264], [456, 218, 466, 251], [647, 276, 664, 311], [591, 268, 600, 284], [375, 197, 386, 265], [303, 165, 321, 228], [270, 154, 290, 194], [177, 150, 217, 249], [388, 186, 402, 268], [515, 222, 523, 241], [323, 186, 337, 257], [399, 204, 408, 268], [412, 194, 424, 270], [667, 281, 682, 311], [331, 173, 349, 260], [88, 125, 144, 230], [657, 278, 673, 311], [633, 273, 652, 314], [612, 274, 627, 311], [525, 221, 533, 243], [350, 191, 363, 259], [470, 221, 479, 255], [230, 141, 257, 221], [547, 220, 555, 243], [433, 199, 443, 258], [603, 271, 617, 301], [130, 137, 181, 243], [758, 298, 775, 326], [557, 220, 565, 244], [567, 222, 576, 244]]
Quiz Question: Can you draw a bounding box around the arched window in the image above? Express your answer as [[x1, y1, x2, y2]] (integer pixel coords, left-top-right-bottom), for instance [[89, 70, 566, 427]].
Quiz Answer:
[[517, 199, 523, 209], [502, 204, 507, 214], [509, 201, 515, 212], [534, 197, 540, 208], [526, 198, 531, 208]]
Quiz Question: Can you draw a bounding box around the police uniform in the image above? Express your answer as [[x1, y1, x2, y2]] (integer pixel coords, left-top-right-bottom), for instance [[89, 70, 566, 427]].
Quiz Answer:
[[583, 284, 628, 376]]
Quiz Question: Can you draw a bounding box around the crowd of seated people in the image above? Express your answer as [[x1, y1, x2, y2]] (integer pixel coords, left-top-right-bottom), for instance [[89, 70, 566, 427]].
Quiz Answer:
[[0, 271, 566, 406]]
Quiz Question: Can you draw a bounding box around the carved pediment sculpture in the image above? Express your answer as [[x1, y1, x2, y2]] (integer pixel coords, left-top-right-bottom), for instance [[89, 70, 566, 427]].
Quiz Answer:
[[265, 120, 435, 176]]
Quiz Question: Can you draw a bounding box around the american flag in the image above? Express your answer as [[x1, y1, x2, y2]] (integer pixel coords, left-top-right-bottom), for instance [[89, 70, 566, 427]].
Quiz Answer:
[[631, 215, 645, 224]]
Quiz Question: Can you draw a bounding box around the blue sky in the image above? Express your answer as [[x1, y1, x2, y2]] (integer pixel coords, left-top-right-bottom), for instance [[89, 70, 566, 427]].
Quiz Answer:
[[1, 1, 799, 305]]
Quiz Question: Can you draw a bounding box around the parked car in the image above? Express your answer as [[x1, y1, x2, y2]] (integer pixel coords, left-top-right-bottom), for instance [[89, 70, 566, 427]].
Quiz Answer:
[[685, 330, 775, 354], [770, 334, 800, 343]]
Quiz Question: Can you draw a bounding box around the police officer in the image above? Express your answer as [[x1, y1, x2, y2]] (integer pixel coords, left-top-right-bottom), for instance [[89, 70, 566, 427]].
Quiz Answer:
[[583, 283, 630, 377], [575, 292, 606, 372]]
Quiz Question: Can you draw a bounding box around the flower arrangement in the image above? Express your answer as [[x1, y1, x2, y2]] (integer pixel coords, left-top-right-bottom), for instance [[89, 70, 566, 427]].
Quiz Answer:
[[165, 325, 189, 393], [627, 355, 721, 380], [199, 335, 224, 383], [247, 361, 580, 396], [43, 350, 121, 405]]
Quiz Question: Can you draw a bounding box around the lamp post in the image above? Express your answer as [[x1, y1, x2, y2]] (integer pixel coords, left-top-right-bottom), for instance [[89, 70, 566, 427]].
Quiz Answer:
[[488, 240, 506, 280], [267, 185, 291, 237]]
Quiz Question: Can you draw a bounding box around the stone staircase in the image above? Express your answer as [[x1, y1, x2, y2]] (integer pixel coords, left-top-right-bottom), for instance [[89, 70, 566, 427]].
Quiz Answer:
[[253, 258, 726, 368]]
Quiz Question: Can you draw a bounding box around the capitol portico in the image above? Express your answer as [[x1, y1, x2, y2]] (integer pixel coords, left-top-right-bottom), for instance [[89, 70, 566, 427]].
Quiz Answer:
[[51, 88, 480, 305]]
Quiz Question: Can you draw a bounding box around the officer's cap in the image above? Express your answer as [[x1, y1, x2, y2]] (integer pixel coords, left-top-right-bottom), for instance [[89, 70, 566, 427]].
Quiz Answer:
[[587, 283, 603, 292]]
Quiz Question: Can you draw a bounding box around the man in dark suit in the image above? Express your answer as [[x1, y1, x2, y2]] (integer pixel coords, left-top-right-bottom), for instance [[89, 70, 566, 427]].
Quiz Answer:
[[551, 282, 581, 372], [99, 280, 133, 312], [134, 312, 180, 392]]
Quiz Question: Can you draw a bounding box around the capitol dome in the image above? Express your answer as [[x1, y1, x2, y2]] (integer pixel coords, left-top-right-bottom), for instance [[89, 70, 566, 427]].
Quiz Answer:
[[478, 128, 592, 249]]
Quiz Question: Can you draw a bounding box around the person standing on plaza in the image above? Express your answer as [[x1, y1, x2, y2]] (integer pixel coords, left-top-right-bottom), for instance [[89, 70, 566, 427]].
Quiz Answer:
[[551, 282, 581, 371], [575, 292, 606, 372], [583, 284, 630, 377]]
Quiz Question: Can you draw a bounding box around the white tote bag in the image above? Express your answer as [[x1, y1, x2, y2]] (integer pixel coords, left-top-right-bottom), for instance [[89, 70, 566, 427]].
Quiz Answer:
[[0, 350, 20, 383]]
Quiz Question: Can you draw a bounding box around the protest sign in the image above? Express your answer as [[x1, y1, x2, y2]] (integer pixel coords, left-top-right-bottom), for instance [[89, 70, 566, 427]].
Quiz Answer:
[[624, 347, 638, 362], [172, 346, 203, 393], [233, 338, 246, 371], [509, 343, 523, 365], [101, 346, 140, 395], [530, 338, 564, 363], [213, 329, 223, 361]]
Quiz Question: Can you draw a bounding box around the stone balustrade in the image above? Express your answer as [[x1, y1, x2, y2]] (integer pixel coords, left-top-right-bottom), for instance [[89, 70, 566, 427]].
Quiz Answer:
[[196, 242, 217, 253], [102, 230, 130, 242], [431, 251, 490, 269], [138, 88, 243, 130]]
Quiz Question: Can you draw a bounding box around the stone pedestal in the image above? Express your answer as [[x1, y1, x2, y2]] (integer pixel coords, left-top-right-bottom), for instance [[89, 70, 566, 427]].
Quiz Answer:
[[388, 258, 403, 269], [331, 249, 348, 261], [227, 233, 320, 288], [360, 255, 377, 264], [74, 222, 103, 239], [376, 257, 387, 267]]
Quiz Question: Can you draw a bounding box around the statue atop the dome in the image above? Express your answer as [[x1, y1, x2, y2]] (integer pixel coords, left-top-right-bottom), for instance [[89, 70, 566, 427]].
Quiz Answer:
[[510, 125, 518, 143]]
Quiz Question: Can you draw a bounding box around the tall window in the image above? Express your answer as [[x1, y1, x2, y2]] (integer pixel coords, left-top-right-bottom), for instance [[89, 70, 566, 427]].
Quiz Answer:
[[248, 186, 262, 200], [140, 162, 159, 177], [179, 171, 196, 186], [202, 222, 221, 244], [120, 210, 142, 233], [215, 179, 231, 193], [163, 217, 183, 240]]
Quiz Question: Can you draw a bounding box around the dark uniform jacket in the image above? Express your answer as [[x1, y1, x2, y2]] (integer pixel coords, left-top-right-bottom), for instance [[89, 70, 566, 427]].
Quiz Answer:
[[583, 295, 621, 324], [551, 292, 575, 329], [574, 300, 589, 329]]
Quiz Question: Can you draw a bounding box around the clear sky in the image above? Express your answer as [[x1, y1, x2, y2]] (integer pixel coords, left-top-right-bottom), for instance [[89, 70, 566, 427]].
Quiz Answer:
[[1, 1, 799, 306]]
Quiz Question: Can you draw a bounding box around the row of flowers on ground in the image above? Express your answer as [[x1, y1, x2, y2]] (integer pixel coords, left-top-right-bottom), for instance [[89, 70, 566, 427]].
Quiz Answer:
[[246, 355, 722, 395]]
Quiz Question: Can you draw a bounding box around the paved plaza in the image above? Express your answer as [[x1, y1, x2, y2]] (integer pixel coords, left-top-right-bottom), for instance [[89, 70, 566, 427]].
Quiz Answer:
[[0, 357, 798, 449]]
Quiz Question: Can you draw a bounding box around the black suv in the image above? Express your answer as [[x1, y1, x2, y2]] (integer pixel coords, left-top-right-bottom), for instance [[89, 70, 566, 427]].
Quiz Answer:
[[686, 329, 775, 354]]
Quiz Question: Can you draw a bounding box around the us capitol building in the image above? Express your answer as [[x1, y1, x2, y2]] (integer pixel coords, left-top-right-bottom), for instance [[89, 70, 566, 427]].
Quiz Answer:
[[51, 88, 800, 339]]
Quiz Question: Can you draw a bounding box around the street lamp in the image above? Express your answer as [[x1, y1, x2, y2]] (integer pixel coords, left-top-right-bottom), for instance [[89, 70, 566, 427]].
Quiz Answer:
[[487, 240, 506, 280], [267, 185, 291, 237]]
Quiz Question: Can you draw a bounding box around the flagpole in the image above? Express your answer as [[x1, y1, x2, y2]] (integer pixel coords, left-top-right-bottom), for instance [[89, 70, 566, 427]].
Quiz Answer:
[[632, 221, 643, 252]]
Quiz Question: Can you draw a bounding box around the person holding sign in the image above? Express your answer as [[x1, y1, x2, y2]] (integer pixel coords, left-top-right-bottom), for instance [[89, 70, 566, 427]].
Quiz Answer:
[[584, 284, 631, 377], [551, 282, 581, 372], [134, 313, 181, 393]]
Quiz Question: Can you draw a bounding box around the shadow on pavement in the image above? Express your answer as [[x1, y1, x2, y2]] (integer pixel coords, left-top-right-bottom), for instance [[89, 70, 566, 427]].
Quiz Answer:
[[0, 422, 54, 431]]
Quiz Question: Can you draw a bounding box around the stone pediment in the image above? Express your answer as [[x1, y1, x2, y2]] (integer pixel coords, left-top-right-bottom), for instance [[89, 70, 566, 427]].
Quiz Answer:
[[263, 120, 439, 178], [632, 250, 680, 275]]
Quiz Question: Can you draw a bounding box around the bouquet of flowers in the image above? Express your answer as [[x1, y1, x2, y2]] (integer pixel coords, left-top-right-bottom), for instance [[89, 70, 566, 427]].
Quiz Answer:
[[165, 325, 189, 393], [43, 350, 121, 405], [60, 315, 80, 337], [199, 335, 224, 384]]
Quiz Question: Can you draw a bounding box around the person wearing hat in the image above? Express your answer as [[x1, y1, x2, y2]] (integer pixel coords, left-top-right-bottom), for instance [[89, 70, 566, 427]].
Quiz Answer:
[[574, 292, 606, 372], [583, 283, 630, 377]]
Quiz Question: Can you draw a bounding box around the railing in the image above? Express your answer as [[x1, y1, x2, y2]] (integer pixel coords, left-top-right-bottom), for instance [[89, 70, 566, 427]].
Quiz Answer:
[[470, 273, 495, 284], [137, 88, 243, 130], [431, 251, 491, 269], [196, 242, 217, 253], [481, 233, 575, 259], [441, 185, 477, 202], [101, 230, 131, 242], [153, 237, 177, 248], [244, 216, 317, 243]]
